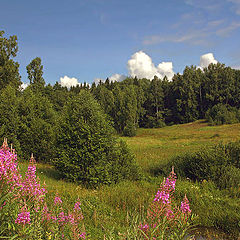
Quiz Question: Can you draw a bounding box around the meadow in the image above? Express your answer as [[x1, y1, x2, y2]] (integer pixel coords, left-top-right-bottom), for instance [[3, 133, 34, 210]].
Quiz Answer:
[[16, 120, 240, 239]]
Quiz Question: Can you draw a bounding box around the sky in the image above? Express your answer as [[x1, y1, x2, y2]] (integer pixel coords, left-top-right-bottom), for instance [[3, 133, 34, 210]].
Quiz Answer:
[[1, 0, 240, 87]]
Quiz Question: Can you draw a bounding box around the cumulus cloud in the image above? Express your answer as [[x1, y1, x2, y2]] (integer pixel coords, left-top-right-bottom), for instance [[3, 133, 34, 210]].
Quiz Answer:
[[109, 73, 126, 82], [94, 74, 126, 85], [19, 82, 29, 91], [94, 78, 104, 85], [199, 53, 218, 69], [60, 75, 80, 88], [157, 62, 175, 80], [127, 51, 175, 80]]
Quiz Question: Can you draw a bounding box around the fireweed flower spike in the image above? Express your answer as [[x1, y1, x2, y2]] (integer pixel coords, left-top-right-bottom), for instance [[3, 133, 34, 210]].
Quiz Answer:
[[181, 195, 191, 214], [15, 210, 31, 225], [74, 201, 81, 211], [54, 194, 63, 205], [139, 168, 193, 239]]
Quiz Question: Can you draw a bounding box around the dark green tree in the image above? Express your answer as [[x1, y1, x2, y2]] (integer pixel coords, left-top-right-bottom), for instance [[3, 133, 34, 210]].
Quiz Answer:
[[26, 57, 45, 91], [144, 76, 165, 127], [171, 66, 200, 123], [18, 87, 57, 162], [53, 90, 141, 185], [0, 85, 22, 154], [202, 63, 236, 110], [0, 31, 21, 90]]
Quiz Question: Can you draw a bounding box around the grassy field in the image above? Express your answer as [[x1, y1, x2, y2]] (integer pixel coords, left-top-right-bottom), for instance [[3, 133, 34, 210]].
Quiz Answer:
[[18, 120, 240, 239], [122, 120, 240, 173]]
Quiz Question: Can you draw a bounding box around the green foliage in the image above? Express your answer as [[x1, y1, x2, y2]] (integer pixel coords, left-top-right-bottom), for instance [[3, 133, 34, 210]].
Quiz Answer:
[[164, 141, 240, 192], [18, 88, 57, 162], [206, 104, 240, 125], [13, 121, 240, 239], [174, 180, 240, 239], [26, 57, 45, 90], [123, 121, 137, 137], [53, 90, 141, 185], [0, 85, 22, 154], [0, 30, 21, 90]]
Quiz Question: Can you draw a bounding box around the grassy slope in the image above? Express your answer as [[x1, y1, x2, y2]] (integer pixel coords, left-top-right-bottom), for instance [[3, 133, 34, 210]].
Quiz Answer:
[[122, 120, 240, 173], [18, 120, 240, 239]]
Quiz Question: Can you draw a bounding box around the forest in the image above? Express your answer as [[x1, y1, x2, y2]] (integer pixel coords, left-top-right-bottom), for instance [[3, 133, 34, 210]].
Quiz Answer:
[[1, 30, 240, 165], [1, 30, 240, 239]]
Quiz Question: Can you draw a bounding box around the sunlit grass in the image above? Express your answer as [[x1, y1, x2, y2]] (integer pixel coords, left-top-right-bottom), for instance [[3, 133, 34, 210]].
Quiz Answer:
[[122, 120, 240, 173]]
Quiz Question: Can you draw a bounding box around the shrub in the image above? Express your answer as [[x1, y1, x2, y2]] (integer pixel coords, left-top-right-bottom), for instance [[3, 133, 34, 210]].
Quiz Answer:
[[143, 115, 166, 128], [206, 104, 239, 125], [164, 141, 240, 191], [53, 90, 141, 186], [123, 121, 137, 137]]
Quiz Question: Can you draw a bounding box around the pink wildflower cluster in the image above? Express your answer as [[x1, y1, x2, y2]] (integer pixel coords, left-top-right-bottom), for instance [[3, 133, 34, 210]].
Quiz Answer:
[[0, 139, 86, 239], [181, 195, 191, 214], [153, 167, 176, 204], [15, 209, 31, 225], [74, 201, 81, 211], [0, 139, 22, 190], [20, 156, 47, 202], [41, 194, 86, 239], [54, 195, 63, 205], [139, 167, 192, 238]]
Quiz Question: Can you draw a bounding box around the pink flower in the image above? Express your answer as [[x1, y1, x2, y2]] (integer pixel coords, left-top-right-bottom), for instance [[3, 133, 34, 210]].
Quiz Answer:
[[166, 208, 174, 219], [181, 195, 191, 214], [68, 213, 76, 225], [79, 232, 86, 239], [54, 195, 62, 205], [139, 223, 149, 231], [154, 190, 170, 204], [58, 211, 67, 224], [165, 177, 176, 190], [15, 211, 31, 225], [74, 201, 81, 211]]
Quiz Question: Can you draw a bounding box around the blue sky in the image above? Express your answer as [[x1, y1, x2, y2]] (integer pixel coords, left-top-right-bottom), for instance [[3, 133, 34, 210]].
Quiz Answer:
[[1, 0, 240, 86]]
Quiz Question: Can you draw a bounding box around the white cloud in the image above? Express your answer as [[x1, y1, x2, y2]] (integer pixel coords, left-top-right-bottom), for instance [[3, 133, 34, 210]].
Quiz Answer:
[[157, 62, 175, 80], [59, 76, 80, 88], [127, 51, 175, 80], [199, 53, 218, 69], [109, 73, 126, 82], [19, 82, 29, 91], [94, 74, 126, 85], [94, 78, 104, 85], [207, 19, 224, 27], [184, 0, 223, 11], [143, 29, 211, 46]]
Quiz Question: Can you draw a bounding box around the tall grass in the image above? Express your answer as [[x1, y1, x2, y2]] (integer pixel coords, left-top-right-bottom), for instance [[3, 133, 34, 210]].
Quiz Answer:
[[15, 120, 240, 239]]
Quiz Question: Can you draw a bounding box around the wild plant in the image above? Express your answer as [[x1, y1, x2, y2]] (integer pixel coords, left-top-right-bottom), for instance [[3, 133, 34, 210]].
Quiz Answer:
[[0, 139, 86, 239], [138, 167, 195, 240]]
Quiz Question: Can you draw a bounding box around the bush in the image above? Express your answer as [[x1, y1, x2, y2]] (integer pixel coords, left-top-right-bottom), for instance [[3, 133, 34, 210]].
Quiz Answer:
[[163, 141, 240, 191], [123, 121, 137, 137], [143, 115, 166, 128], [53, 90, 141, 186], [206, 104, 239, 125]]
